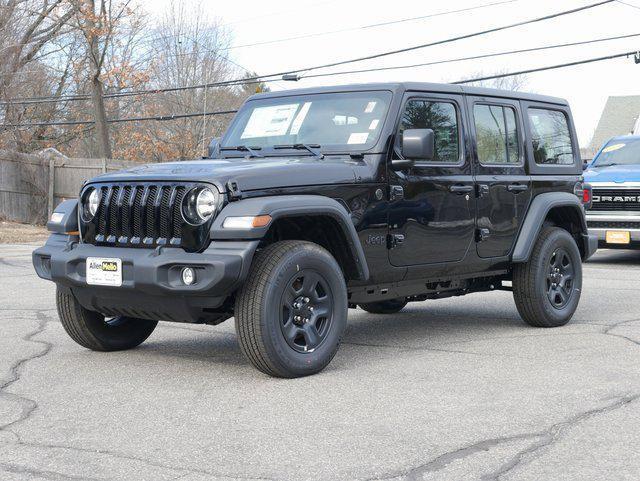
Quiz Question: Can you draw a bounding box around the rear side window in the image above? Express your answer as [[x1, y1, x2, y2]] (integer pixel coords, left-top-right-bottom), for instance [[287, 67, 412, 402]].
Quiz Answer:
[[399, 99, 460, 163], [474, 104, 520, 164], [528, 108, 574, 165]]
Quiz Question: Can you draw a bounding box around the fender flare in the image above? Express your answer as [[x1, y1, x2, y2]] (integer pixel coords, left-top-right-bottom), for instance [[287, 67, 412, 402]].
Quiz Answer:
[[210, 195, 369, 281], [512, 192, 588, 263]]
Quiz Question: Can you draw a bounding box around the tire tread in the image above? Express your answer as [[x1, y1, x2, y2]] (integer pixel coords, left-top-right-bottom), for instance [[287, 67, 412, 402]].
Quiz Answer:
[[513, 226, 581, 328], [235, 240, 344, 378]]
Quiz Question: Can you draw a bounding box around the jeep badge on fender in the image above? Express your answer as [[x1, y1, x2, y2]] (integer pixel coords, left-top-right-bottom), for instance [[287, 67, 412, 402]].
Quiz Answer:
[[33, 82, 597, 378]]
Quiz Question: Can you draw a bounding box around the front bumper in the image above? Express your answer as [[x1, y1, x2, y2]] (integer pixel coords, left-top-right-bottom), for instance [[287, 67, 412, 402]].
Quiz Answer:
[[586, 212, 640, 246], [33, 234, 258, 323]]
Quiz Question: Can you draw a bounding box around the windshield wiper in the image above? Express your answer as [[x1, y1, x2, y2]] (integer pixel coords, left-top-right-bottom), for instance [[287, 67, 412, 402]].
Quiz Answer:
[[595, 162, 619, 168], [274, 143, 324, 159], [219, 145, 264, 158]]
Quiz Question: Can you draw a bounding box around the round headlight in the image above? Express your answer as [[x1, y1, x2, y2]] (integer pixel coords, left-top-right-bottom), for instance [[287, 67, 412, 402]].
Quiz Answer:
[[196, 188, 217, 219], [182, 187, 219, 224], [82, 188, 100, 221]]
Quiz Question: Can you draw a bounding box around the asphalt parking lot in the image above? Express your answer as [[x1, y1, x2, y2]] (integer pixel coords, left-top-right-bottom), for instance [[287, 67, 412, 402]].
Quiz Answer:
[[1, 243, 639, 481]]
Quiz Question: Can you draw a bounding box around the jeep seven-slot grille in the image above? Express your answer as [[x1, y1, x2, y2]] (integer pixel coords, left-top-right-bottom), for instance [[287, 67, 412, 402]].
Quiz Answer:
[[90, 184, 187, 247], [589, 188, 640, 212]]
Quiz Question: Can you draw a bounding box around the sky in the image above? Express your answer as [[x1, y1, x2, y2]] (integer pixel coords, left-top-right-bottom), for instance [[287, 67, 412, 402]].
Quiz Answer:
[[143, 0, 640, 148]]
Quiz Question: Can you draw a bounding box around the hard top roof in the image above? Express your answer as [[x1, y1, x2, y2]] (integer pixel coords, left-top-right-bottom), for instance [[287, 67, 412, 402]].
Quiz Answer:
[[248, 81, 568, 106]]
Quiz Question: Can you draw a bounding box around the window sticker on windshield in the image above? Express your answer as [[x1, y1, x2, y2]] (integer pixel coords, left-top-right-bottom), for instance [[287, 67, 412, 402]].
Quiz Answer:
[[348, 132, 369, 144], [364, 101, 377, 113], [241, 104, 299, 138], [368, 119, 379, 130], [289, 102, 312, 135], [603, 143, 626, 153]]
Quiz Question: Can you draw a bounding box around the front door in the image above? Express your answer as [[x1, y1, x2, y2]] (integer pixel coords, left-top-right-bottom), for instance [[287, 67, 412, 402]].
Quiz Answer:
[[466, 97, 531, 258], [388, 93, 476, 267]]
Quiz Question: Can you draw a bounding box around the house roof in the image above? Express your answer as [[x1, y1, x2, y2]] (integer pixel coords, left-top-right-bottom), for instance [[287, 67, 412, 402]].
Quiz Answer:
[[589, 95, 640, 151]]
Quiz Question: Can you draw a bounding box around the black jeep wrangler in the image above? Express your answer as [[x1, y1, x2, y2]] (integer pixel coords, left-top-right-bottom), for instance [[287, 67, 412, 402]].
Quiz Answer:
[[33, 82, 597, 377]]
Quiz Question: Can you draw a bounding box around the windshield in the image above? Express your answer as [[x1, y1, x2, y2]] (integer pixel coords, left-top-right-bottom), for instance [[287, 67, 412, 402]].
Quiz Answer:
[[593, 138, 640, 167], [222, 91, 392, 154]]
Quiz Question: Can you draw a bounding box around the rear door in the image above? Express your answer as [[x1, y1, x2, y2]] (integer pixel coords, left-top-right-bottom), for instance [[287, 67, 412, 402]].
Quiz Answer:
[[466, 96, 531, 258]]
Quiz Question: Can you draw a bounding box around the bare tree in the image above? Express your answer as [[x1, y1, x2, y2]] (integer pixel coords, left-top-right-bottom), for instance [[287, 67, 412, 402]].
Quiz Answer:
[[140, 0, 240, 159], [69, 0, 141, 158], [0, 0, 75, 150], [0, 0, 256, 160], [467, 70, 530, 91]]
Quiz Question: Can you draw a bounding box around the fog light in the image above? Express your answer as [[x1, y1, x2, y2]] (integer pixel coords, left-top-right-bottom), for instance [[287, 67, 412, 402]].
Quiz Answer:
[[181, 267, 196, 286]]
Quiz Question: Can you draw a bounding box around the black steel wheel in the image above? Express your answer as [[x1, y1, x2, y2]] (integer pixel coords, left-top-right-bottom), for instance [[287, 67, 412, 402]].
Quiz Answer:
[[546, 247, 575, 309], [513, 226, 582, 328], [280, 270, 334, 353], [235, 240, 348, 378]]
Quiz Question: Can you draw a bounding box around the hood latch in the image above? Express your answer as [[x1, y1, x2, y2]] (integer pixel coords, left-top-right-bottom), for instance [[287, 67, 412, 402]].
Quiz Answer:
[[226, 179, 243, 201]]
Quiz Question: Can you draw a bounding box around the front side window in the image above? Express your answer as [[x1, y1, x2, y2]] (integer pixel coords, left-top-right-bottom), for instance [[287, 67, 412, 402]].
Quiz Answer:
[[474, 104, 520, 165], [222, 91, 392, 153], [528, 108, 574, 165], [399, 100, 460, 163]]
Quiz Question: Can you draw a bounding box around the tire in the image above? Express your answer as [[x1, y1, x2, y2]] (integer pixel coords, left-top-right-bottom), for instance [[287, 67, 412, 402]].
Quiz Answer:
[[359, 298, 408, 314], [235, 240, 348, 378], [513, 226, 583, 328], [56, 287, 158, 351]]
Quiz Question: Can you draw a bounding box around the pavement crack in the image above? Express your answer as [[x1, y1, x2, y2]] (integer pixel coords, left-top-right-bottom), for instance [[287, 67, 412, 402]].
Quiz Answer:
[[0, 462, 110, 481], [601, 318, 640, 348], [368, 394, 640, 481], [8, 437, 275, 481], [481, 393, 640, 481], [0, 310, 54, 434]]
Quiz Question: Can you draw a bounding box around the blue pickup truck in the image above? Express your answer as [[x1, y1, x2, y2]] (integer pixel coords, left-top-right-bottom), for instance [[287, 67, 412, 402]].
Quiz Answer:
[[584, 136, 640, 248]]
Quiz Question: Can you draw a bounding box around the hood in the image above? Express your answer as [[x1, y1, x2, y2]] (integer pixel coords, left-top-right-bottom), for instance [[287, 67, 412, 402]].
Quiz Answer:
[[584, 163, 640, 184], [89, 156, 361, 192]]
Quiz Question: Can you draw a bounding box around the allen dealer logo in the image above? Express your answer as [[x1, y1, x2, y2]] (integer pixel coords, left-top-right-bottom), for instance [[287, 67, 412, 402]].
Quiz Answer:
[[101, 261, 118, 272]]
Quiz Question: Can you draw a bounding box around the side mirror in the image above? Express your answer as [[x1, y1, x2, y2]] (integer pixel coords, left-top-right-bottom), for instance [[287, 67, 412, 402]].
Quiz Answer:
[[400, 128, 435, 164], [207, 137, 221, 158], [582, 160, 589, 171]]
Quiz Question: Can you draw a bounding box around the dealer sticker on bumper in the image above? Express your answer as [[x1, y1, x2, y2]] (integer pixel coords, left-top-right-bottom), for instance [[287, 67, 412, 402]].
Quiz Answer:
[[86, 257, 122, 286]]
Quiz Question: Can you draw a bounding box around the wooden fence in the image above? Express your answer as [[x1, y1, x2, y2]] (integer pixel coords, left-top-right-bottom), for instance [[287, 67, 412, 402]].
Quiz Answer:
[[0, 149, 137, 224]]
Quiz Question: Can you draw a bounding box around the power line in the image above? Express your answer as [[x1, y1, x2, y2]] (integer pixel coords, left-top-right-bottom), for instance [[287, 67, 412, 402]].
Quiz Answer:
[[453, 49, 639, 83], [260, 0, 616, 77], [3, 109, 238, 128], [0, 0, 615, 106], [616, 0, 640, 9], [298, 31, 640, 80], [6, 48, 640, 128], [224, 0, 519, 50], [0, 77, 279, 106]]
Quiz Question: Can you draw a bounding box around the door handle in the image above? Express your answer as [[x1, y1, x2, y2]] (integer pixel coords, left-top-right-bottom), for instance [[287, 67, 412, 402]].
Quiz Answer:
[[507, 183, 528, 193], [449, 184, 473, 194]]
